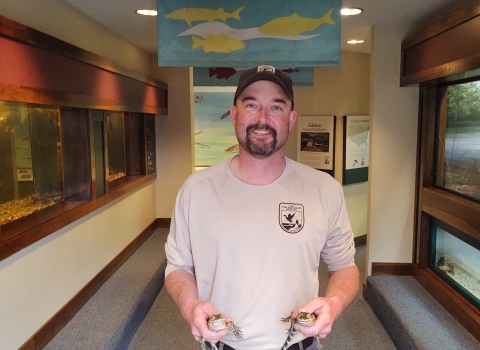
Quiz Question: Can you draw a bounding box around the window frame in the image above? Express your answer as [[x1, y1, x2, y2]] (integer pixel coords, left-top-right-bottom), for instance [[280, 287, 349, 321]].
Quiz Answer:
[[414, 77, 480, 336]]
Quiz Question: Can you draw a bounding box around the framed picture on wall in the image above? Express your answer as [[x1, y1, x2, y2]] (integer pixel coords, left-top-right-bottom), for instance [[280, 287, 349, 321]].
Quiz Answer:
[[296, 116, 335, 175], [193, 87, 238, 170], [342, 115, 370, 184]]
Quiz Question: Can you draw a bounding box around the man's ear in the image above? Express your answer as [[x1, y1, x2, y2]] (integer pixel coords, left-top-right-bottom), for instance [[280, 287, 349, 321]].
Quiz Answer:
[[230, 105, 237, 127], [288, 110, 297, 131]]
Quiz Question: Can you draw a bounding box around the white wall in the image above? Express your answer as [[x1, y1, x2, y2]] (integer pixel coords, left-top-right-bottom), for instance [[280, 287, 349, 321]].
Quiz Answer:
[[293, 51, 371, 238], [367, 24, 419, 274], [0, 182, 157, 349], [151, 65, 195, 218]]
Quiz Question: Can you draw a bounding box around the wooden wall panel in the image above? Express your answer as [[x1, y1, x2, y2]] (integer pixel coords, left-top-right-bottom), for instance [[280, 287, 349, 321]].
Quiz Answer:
[[401, 1, 480, 86]]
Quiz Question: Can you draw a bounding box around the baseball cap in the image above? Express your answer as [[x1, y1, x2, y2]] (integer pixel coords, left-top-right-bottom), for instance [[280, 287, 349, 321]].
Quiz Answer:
[[234, 65, 294, 108]]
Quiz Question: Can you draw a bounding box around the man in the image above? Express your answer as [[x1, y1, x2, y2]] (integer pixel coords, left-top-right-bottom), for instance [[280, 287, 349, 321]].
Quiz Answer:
[[165, 65, 359, 350]]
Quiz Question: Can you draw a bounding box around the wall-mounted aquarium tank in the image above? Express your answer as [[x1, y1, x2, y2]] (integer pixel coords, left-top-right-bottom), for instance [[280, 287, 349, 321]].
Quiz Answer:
[[0, 101, 62, 226], [106, 111, 126, 185], [430, 218, 480, 310]]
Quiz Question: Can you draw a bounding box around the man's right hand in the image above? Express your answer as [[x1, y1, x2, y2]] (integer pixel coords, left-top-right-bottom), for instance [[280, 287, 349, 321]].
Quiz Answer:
[[188, 300, 229, 343], [165, 270, 229, 344]]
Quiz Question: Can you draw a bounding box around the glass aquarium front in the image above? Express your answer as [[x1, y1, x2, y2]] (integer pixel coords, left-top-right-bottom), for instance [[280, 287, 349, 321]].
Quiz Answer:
[[106, 111, 126, 183], [430, 218, 480, 309], [435, 79, 480, 201], [0, 101, 62, 226]]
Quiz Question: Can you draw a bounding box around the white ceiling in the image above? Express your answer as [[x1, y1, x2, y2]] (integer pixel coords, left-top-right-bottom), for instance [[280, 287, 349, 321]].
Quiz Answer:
[[63, 0, 474, 56]]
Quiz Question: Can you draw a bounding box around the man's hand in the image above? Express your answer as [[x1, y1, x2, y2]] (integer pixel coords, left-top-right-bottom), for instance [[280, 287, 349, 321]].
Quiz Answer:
[[187, 300, 229, 343], [294, 265, 360, 338], [165, 270, 230, 344], [292, 297, 338, 338]]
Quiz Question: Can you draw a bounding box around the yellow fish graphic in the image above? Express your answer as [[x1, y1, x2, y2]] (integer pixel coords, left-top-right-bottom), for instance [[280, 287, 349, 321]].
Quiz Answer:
[[192, 34, 246, 53], [259, 9, 335, 37], [166, 7, 246, 27]]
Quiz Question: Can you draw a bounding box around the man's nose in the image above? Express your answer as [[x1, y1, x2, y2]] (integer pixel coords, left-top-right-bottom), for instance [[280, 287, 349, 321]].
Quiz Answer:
[[256, 107, 269, 123]]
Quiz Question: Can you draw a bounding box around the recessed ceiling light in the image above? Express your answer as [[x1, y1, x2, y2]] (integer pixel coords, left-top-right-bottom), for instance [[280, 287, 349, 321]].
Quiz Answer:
[[136, 9, 157, 16], [341, 8, 363, 16], [347, 39, 365, 44]]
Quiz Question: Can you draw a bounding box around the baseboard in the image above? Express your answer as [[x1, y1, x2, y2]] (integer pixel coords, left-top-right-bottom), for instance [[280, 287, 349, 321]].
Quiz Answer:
[[19, 219, 159, 350], [157, 217, 171, 228], [354, 234, 366, 247], [371, 262, 413, 276]]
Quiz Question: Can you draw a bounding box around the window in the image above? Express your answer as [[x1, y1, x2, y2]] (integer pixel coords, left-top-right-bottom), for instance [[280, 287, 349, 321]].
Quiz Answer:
[[416, 70, 480, 320], [435, 80, 480, 202]]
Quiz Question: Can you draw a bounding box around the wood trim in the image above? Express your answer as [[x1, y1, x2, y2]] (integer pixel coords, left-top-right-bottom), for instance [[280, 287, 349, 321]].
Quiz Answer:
[[0, 82, 168, 115], [0, 15, 167, 91], [402, 1, 480, 49], [354, 234, 366, 247], [0, 173, 156, 261], [371, 262, 413, 276], [157, 218, 171, 228], [401, 53, 480, 87], [400, 1, 480, 86], [18, 219, 159, 350], [413, 265, 480, 342], [422, 187, 480, 242]]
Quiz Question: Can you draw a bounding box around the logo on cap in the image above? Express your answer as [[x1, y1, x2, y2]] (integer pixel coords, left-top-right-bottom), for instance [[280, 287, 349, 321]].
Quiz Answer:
[[257, 65, 276, 74]]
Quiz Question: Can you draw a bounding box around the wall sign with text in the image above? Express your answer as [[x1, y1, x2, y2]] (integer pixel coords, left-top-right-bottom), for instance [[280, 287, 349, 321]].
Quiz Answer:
[[297, 116, 335, 176], [342, 115, 369, 184]]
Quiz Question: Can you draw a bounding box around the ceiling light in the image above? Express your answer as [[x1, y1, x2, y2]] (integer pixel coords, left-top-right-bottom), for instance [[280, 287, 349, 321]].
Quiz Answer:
[[341, 8, 363, 16], [347, 39, 365, 44], [136, 9, 157, 16]]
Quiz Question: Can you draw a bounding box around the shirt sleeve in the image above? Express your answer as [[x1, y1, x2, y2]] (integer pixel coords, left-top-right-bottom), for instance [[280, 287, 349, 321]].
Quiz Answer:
[[320, 184, 356, 272], [164, 185, 195, 278]]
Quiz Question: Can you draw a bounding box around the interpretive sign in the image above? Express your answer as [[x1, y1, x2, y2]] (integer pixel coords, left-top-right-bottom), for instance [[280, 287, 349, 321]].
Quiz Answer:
[[297, 116, 335, 175]]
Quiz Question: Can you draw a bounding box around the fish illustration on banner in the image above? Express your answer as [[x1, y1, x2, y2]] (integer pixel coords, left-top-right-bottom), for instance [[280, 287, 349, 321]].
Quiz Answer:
[[157, 0, 341, 67], [193, 67, 314, 86]]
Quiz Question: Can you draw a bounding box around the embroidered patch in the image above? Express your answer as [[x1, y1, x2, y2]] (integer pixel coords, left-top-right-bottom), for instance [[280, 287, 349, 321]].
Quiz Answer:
[[279, 202, 304, 234]]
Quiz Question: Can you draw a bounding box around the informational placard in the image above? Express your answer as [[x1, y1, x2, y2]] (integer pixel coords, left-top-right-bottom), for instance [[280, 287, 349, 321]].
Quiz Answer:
[[343, 115, 369, 184], [297, 116, 335, 175]]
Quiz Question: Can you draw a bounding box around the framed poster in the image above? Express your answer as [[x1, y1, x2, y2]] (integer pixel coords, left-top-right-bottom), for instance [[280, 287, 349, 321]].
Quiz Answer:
[[194, 87, 238, 169], [297, 116, 335, 175], [342, 115, 370, 184]]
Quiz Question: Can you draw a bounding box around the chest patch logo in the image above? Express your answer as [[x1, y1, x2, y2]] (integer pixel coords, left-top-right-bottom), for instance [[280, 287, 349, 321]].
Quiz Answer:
[[279, 202, 304, 234]]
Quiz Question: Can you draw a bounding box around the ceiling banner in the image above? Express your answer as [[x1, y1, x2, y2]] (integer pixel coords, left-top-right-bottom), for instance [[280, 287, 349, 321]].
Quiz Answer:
[[157, 0, 341, 67], [193, 67, 314, 86]]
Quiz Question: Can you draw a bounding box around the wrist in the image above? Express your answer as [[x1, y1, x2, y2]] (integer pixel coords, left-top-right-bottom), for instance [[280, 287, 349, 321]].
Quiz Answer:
[[326, 295, 345, 320]]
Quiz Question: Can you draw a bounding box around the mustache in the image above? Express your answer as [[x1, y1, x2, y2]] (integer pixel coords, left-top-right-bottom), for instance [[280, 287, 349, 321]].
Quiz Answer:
[[246, 123, 277, 136]]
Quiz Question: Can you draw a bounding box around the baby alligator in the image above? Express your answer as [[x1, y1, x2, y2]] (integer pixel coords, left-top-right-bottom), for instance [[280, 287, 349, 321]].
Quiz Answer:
[[280, 311, 316, 350], [200, 313, 243, 350]]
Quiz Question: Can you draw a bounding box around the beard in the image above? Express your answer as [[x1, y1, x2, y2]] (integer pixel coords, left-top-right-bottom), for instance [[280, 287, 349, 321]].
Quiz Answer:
[[237, 122, 286, 158]]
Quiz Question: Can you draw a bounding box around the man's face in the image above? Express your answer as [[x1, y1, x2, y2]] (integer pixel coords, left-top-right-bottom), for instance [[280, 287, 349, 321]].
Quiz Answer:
[[230, 80, 297, 158]]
